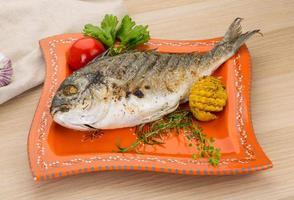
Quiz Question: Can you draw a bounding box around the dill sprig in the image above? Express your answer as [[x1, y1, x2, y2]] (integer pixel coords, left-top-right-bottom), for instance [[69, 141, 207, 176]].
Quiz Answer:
[[116, 110, 221, 166]]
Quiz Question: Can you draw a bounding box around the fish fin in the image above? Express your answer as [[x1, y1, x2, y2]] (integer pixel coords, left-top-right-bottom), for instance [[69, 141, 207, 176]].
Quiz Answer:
[[198, 18, 261, 76], [223, 17, 244, 43], [87, 49, 110, 64], [141, 102, 179, 124]]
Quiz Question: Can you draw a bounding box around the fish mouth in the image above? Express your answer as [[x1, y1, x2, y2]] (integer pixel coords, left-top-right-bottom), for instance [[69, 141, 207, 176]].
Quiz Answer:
[[52, 109, 98, 131], [50, 105, 71, 116], [83, 124, 97, 129], [53, 112, 92, 131]]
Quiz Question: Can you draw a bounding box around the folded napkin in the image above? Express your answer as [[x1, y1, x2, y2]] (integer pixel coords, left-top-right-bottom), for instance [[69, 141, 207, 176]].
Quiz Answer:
[[0, 0, 126, 104]]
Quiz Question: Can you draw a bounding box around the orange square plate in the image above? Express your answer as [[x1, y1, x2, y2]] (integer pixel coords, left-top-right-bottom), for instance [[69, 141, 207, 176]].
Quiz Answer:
[[28, 34, 272, 181]]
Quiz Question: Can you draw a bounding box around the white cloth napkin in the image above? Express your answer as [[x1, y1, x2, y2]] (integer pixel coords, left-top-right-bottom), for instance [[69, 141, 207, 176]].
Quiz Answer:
[[0, 0, 126, 104]]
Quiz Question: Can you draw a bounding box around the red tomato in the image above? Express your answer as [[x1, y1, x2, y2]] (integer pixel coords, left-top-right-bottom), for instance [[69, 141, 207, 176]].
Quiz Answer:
[[68, 37, 105, 70]]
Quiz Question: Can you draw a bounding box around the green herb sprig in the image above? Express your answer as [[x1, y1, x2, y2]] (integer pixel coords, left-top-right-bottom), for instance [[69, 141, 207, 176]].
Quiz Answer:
[[117, 110, 192, 153], [83, 14, 150, 55], [116, 110, 222, 166], [186, 124, 221, 166]]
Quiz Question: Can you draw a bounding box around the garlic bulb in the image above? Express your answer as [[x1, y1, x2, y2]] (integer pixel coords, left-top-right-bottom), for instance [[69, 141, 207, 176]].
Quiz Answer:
[[0, 52, 13, 87]]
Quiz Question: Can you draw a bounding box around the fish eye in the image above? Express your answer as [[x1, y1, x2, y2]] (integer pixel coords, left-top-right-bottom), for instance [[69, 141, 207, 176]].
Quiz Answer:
[[63, 85, 78, 96]]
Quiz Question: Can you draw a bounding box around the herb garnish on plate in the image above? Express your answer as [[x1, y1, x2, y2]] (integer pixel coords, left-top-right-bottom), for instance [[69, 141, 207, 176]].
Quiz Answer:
[[117, 110, 221, 166], [83, 14, 150, 55]]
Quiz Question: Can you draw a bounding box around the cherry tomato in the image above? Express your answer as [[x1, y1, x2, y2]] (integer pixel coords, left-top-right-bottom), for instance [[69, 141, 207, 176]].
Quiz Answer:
[[68, 37, 105, 70]]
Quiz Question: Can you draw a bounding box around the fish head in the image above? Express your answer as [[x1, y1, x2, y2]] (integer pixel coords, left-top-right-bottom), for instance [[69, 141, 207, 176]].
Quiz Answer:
[[50, 71, 99, 131]]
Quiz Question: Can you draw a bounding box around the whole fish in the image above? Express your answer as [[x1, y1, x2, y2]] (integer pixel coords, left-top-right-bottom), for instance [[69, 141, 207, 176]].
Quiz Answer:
[[50, 18, 260, 130]]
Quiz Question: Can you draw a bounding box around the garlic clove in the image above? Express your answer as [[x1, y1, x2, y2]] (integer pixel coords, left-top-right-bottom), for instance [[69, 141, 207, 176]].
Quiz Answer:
[[0, 52, 13, 87]]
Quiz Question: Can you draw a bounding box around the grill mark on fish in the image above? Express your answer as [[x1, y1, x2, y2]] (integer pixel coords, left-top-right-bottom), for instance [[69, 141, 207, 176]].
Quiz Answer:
[[110, 52, 127, 63], [140, 52, 158, 76], [132, 52, 159, 88], [124, 53, 148, 83], [144, 53, 172, 80], [103, 53, 135, 81], [181, 54, 195, 67], [166, 54, 181, 71], [157, 54, 181, 93], [112, 53, 151, 98], [99, 59, 118, 74], [103, 52, 172, 100], [190, 54, 201, 76], [84, 59, 108, 76], [158, 53, 172, 72], [178, 54, 195, 75], [91, 71, 104, 84], [160, 54, 197, 93], [131, 52, 149, 81], [116, 53, 138, 81]]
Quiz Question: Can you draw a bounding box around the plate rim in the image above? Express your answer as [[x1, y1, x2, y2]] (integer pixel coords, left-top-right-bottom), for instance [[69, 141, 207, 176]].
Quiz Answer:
[[27, 33, 272, 181]]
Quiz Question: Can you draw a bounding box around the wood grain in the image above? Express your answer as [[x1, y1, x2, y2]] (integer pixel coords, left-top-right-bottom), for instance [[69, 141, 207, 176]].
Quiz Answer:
[[1, 0, 294, 199]]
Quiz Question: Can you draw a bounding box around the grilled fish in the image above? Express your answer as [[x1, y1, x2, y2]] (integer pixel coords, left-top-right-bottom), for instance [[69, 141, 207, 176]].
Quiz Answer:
[[50, 18, 260, 130]]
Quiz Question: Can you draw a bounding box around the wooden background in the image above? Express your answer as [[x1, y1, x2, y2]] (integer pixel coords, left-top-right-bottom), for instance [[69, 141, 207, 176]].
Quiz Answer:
[[1, 0, 294, 199]]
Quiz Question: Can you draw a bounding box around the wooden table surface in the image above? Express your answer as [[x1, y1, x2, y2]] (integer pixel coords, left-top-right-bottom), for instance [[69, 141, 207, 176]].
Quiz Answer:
[[1, 0, 294, 199]]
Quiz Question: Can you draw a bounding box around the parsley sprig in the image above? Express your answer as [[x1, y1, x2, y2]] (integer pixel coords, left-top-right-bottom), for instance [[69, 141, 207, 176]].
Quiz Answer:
[[83, 14, 150, 55], [186, 125, 221, 166], [117, 110, 221, 166]]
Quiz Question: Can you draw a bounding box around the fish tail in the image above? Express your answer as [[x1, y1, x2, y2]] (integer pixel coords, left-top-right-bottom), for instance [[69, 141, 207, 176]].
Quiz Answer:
[[199, 18, 262, 76]]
